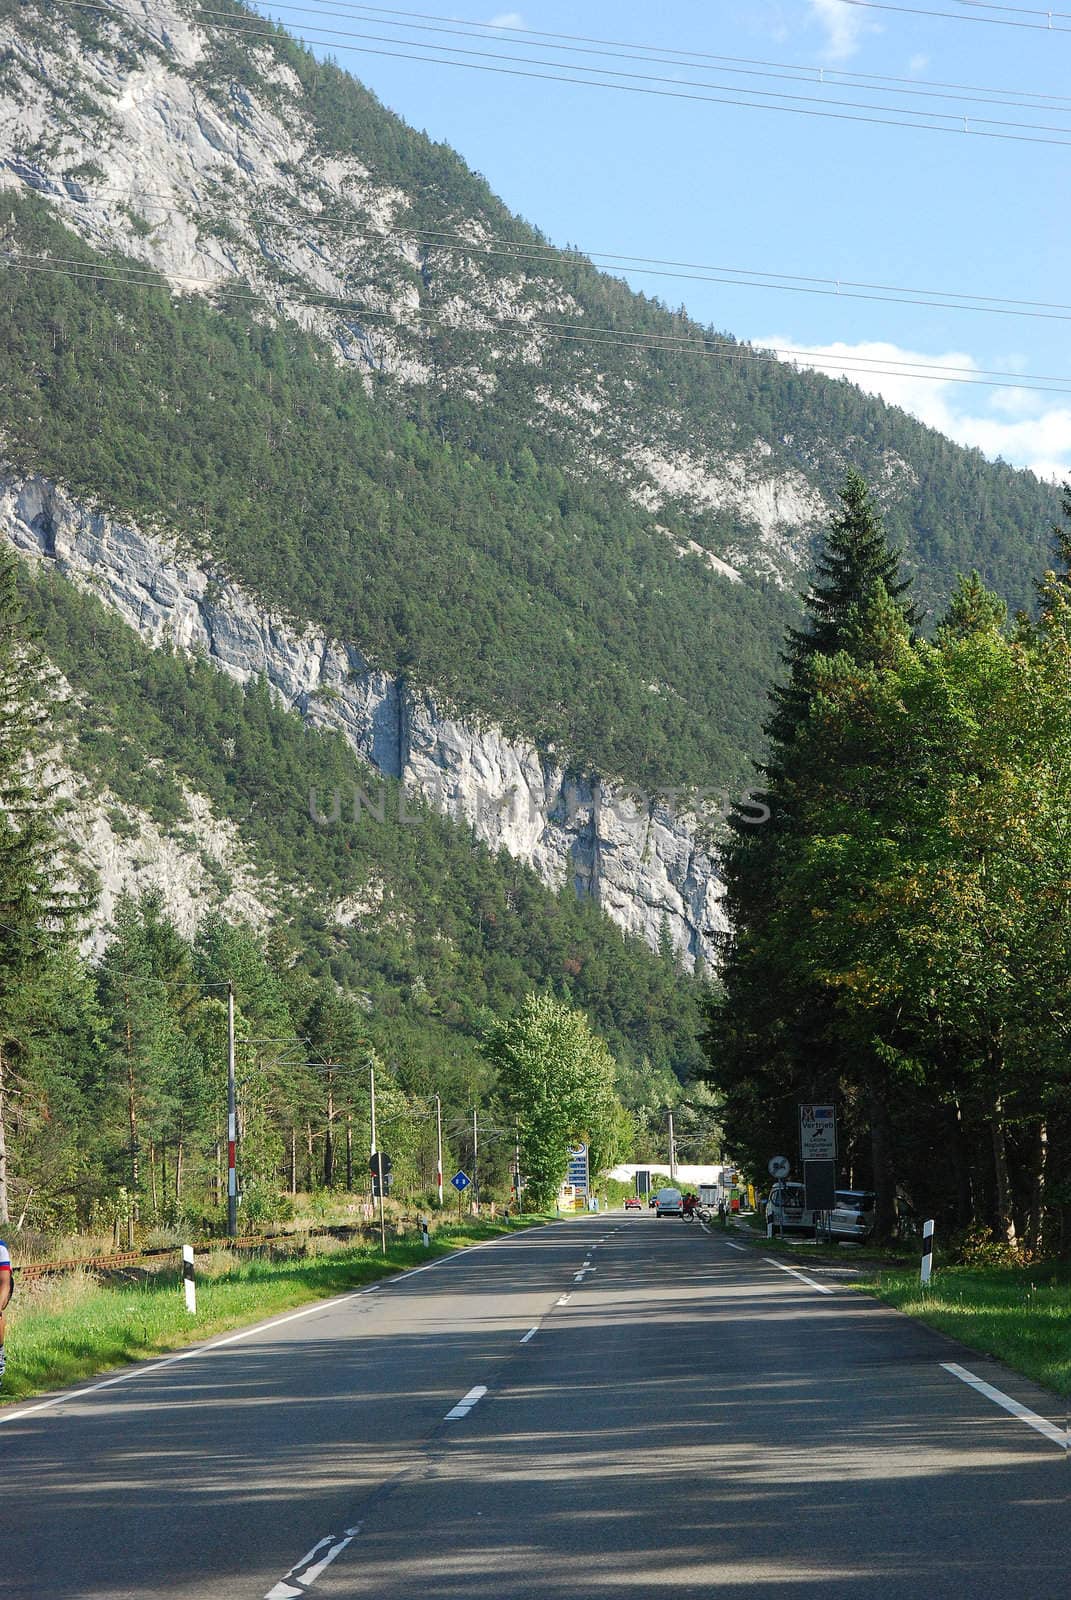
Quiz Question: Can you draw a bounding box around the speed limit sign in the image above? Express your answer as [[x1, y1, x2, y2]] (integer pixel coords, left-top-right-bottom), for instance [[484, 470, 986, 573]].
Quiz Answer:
[[768, 1154, 790, 1179]]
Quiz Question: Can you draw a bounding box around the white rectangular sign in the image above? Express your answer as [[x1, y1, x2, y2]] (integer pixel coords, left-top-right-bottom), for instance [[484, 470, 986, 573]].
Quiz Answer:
[[799, 1104, 837, 1162]]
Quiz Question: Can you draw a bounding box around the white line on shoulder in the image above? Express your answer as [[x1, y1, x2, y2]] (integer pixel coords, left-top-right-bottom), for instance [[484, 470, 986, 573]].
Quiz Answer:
[[941, 1363, 1067, 1450], [762, 1256, 834, 1295]]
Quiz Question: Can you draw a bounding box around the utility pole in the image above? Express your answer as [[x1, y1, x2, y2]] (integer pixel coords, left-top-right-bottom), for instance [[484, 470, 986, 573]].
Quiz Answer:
[[472, 1108, 479, 1215], [227, 982, 237, 1238], [514, 1125, 521, 1213], [668, 1111, 677, 1184], [435, 1094, 444, 1207], [370, 1061, 385, 1255]]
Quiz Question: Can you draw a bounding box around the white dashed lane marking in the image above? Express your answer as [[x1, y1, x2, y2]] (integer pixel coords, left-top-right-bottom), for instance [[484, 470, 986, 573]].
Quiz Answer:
[[444, 1386, 488, 1421]]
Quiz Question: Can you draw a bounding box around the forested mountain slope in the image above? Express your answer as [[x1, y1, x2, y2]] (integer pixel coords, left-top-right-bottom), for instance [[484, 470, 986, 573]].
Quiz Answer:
[[0, 0, 1059, 969]]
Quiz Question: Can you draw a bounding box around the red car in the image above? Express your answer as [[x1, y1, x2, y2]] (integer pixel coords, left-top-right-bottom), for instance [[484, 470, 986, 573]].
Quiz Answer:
[[624, 1195, 643, 1210]]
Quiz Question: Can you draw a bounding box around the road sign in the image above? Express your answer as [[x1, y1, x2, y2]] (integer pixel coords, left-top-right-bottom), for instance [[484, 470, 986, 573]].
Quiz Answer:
[[566, 1143, 589, 1196], [768, 1154, 791, 1179], [804, 1159, 837, 1211], [799, 1104, 837, 1162], [450, 1170, 471, 1193]]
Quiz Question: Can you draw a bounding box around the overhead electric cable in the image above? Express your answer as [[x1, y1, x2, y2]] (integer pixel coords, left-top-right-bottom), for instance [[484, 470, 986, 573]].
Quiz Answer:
[[6, 249, 1071, 394], [836, 0, 1071, 31], [62, 1, 1071, 145], [254, 0, 1071, 112], [31, 184, 1071, 325]]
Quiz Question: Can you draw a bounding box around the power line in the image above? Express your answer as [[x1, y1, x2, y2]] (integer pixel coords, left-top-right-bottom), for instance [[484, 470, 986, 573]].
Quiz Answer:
[[837, 0, 1071, 31], [252, 0, 1071, 113], [20, 182, 1071, 327], [61, 1, 1071, 145], [7, 248, 1071, 394]]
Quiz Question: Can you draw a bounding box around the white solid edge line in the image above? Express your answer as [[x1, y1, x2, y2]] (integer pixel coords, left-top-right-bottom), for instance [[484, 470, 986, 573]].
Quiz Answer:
[[725, 1241, 746, 1251], [762, 1256, 835, 1295], [444, 1384, 488, 1420], [0, 1220, 569, 1428], [941, 1363, 1068, 1450], [520, 1326, 538, 1344]]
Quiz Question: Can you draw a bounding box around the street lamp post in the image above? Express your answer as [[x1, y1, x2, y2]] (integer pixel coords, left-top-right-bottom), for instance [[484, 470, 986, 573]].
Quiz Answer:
[[226, 983, 237, 1238], [435, 1094, 444, 1207]]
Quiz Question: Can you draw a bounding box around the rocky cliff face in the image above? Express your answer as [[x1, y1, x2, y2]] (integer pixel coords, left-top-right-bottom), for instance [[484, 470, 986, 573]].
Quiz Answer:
[[0, 0, 831, 580], [3, 475, 727, 968]]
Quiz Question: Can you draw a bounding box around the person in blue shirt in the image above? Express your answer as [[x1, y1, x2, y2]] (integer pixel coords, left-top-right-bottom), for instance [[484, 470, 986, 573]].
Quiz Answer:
[[0, 1237, 12, 1382]]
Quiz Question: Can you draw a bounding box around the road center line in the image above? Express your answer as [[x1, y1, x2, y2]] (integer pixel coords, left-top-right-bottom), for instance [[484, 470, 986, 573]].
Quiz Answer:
[[762, 1256, 835, 1295], [264, 1523, 362, 1599], [520, 1326, 538, 1344], [940, 1363, 1068, 1450], [444, 1385, 488, 1421]]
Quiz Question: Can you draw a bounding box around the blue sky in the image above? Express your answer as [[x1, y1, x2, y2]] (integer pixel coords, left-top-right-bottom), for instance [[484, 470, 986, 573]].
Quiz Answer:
[[257, 1, 1071, 480]]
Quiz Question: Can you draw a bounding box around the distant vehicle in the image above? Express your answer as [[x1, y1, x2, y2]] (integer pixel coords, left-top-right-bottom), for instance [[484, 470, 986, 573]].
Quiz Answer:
[[624, 1195, 642, 1210], [655, 1186, 683, 1218], [697, 1184, 719, 1209], [648, 1192, 658, 1208], [823, 1190, 877, 1242], [765, 1180, 816, 1236]]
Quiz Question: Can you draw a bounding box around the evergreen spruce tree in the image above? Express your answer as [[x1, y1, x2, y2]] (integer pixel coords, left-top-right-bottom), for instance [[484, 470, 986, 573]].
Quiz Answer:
[[706, 474, 918, 1235], [0, 544, 83, 1223]]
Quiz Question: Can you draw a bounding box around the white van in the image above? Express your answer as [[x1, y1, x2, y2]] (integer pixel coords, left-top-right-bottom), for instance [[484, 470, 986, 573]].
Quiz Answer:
[[765, 1181, 816, 1236], [655, 1186, 683, 1217]]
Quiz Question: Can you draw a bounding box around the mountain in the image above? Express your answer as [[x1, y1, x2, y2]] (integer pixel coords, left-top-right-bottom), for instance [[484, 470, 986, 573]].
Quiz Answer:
[[0, 0, 1060, 979]]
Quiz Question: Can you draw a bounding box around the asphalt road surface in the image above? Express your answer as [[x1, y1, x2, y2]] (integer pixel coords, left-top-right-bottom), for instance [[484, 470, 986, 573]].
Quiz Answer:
[[2, 1215, 1068, 1599]]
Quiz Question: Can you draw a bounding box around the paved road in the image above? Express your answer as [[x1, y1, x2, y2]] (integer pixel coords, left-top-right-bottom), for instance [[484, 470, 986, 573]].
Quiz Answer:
[[2, 1216, 1068, 1599]]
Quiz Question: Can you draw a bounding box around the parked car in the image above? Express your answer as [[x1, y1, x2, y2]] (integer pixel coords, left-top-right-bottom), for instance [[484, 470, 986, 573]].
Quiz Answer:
[[822, 1190, 877, 1242], [624, 1195, 642, 1210], [765, 1180, 816, 1236], [655, 1186, 684, 1217]]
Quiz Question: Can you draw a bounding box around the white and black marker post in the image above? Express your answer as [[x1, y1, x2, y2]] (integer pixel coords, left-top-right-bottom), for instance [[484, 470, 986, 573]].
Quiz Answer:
[[182, 1245, 196, 1314], [920, 1218, 935, 1286], [421, 1216, 430, 1249]]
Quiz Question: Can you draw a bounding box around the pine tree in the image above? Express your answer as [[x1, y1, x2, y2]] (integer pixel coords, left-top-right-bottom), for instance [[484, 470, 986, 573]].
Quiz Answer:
[[707, 474, 918, 1235], [0, 544, 84, 1223]]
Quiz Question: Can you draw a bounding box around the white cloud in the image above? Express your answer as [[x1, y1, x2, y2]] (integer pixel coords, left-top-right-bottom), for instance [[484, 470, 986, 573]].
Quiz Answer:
[[908, 52, 930, 74], [809, 0, 876, 61], [758, 335, 1071, 482], [487, 11, 525, 27]]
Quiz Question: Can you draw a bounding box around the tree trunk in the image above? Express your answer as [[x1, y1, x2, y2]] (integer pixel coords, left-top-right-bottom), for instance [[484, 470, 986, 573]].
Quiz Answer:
[[0, 1043, 9, 1227], [990, 1098, 1017, 1247], [1027, 1121, 1047, 1253], [149, 1140, 159, 1215], [306, 1121, 314, 1191], [175, 1139, 184, 1204], [867, 1080, 897, 1240], [949, 1099, 974, 1228], [290, 1127, 297, 1197], [345, 1116, 353, 1192]]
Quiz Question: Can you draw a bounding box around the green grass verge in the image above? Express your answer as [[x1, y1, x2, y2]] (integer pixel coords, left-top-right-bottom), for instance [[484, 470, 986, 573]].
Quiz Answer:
[[0, 1216, 555, 1405], [854, 1262, 1071, 1397]]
